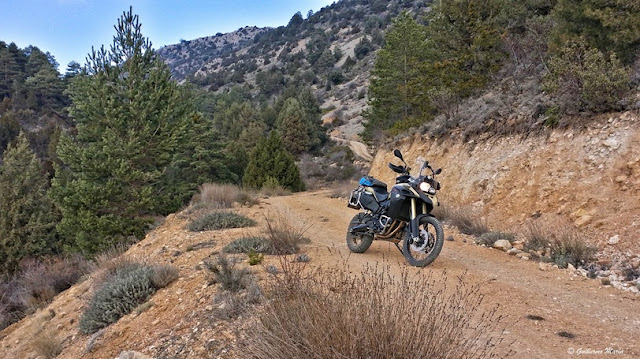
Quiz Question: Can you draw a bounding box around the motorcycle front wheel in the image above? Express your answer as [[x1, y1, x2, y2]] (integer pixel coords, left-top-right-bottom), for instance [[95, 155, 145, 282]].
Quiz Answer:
[[403, 216, 444, 267], [346, 213, 374, 253]]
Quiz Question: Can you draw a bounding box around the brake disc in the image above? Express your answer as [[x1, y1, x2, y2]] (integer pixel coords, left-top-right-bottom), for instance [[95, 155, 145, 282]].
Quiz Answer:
[[410, 228, 432, 252]]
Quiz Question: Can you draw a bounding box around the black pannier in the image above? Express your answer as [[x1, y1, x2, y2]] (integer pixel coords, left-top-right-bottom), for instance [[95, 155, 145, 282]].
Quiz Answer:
[[387, 187, 412, 221], [358, 191, 380, 212]]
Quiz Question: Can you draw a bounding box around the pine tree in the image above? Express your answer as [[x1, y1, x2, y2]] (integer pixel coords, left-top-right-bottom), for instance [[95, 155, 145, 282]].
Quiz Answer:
[[243, 132, 305, 192], [277, 98, 310, 156], [365, 12, 429, 140], [0, 133, 59, 274], [552, 0, 640, 64], [50, 8, 231, 255]]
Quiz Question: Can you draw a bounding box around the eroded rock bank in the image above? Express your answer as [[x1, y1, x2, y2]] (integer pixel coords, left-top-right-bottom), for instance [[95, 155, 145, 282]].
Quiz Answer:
[[370, 111, 640, 260]]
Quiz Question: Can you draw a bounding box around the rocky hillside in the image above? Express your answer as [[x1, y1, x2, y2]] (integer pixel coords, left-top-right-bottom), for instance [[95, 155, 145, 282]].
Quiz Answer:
[[157, 0, 429, 141], [157, 26, 267, 80]]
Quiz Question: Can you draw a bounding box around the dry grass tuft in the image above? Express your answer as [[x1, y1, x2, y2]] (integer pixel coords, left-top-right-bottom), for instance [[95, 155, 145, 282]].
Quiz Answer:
[[524, 221, 596, 268], [31, 327, 62, 359], [264, 211, 312, 255], [245, 264, 508, 359], [436, 204, 490, 237], [192, 183, 240, 209]]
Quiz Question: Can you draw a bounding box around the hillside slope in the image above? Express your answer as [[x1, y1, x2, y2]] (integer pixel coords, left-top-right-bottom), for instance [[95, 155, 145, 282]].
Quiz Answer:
[[0, 191, 638, 358]]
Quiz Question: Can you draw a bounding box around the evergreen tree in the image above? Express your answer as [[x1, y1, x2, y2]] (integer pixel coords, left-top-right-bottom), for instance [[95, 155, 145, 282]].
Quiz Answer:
[[365, 12, 429, 140], [50, 8, 231, 255], [277, 98, 310, 156], [243, 132, 305, 192], [0, 133, 59, 274], [552, 0, 640, 64]]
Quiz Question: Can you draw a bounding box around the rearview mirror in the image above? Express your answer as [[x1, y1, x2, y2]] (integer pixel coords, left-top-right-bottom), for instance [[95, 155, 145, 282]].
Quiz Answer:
[[434, 168, 442, 175], [393, 149, 403, 161]]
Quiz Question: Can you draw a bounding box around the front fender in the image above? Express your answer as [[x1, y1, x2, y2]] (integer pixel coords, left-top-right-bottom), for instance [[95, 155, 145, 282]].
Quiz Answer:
[[409, 213, 434, 238]]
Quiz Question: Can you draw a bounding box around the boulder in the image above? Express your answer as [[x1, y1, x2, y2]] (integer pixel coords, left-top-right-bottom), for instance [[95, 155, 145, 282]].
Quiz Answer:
[[116, 351, 154, 359], [608, 235, 620, 245], [493, 240, 512, 251]]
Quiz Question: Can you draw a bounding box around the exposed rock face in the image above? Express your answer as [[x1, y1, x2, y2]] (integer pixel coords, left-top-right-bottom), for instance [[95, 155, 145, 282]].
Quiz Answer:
[[369, 111, 640, 256]]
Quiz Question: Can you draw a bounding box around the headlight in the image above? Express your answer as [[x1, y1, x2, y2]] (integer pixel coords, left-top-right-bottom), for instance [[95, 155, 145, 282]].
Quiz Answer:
[[428, 187, 437, 195], [419, 182, 430, 192]]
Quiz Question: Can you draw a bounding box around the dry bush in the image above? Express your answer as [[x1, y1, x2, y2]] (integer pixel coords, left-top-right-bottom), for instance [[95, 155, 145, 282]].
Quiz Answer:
[[245, 265, 507, 358], [548, 228, 597, 269], [93, 250, 144, 289], [192, 183, 240, 209], [31, 327, 62, 359], [204, 254, 252, 292], [150, 264, 179, 288], [264, 211, 312, 255], [437, 205, 490, 237], [524, 221, 597, 268], [80, 261, 176, 334], [0, 278, 25, 330], [0, 255, 93, 330], [523, 221, 551, 252], [235, 189, 259, 207], [329, 181, 355, 199], [211, 282, 262, 321], [259, 184, 291, 197]]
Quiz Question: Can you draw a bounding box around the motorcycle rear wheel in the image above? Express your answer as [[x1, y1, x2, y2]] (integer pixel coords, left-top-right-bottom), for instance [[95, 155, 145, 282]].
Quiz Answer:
[[346, 213, 374, 253], [403, 216, 444, 267]]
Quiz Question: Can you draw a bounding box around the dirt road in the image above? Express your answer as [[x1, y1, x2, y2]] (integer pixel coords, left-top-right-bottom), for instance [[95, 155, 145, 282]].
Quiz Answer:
[[266, 191, 640, 359], [331, 136, 373, 161]]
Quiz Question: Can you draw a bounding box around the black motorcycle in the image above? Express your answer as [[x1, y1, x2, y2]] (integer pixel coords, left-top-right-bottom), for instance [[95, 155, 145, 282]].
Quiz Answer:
[[346, 149, 444, 267]]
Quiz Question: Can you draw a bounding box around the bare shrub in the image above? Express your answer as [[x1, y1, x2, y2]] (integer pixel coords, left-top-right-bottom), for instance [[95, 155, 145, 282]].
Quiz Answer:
[[31, 327, 62, 359], [246, 265, 507, 358], [437, 205, 490, 237], [264, 211, 311, 255], [0, 256, 94, 330], [329, 181, 355, 199], [192, 183, 240, 209], [548, 227, 597, 268], [211, 282, 263, 321], [150, 264, 179, 288], [235, 189, 259, 206], [204, 254, 252, 292], [523, 221, 550, 252], [524, 221, 597, 268]]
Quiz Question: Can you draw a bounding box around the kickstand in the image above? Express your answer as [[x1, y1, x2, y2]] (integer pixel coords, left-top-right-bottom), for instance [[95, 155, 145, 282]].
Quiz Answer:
[[394, 242, 403, 254]]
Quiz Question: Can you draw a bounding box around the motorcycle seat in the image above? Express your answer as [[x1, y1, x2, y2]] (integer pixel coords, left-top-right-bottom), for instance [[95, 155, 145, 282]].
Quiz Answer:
[[373, 187, 389, 202]]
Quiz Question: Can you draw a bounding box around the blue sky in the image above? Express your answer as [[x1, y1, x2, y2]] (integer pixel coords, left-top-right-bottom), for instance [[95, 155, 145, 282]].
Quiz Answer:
[[1, 0, 335, 72]]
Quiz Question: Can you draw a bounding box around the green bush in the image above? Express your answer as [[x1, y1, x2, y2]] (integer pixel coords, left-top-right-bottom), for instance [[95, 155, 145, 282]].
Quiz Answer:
[[79, 265, 156, 334], [187, 212, 256, 232], [544, 39, 631, 113], [243, 132, 305, 192], [247, 250, 264, 265], [224, 237, 271, 254]]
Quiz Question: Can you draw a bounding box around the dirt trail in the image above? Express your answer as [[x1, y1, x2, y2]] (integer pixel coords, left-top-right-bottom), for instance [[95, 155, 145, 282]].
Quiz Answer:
[[331, 136, 373, 161], [267, 191, 640, 359], [1, 190, 638, 358]]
